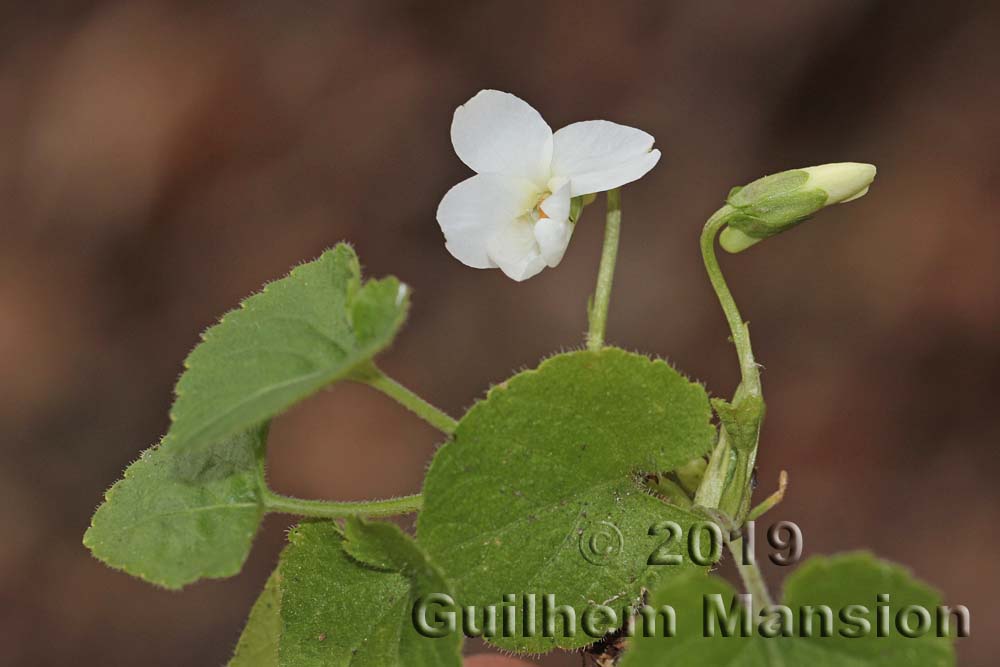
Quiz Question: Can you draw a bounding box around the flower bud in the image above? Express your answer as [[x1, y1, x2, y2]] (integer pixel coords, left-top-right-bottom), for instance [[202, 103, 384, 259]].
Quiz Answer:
[[719, 162, 876, 253]]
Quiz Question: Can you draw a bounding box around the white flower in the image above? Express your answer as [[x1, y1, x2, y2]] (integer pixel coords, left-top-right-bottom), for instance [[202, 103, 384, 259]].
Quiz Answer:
[[436, 90, 661, 281]]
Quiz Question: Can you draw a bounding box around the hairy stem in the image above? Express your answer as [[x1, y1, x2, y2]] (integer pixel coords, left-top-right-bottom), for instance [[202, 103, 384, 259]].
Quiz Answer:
[[355, 364, 458, 435], [262, 490, 423, 518], [729, 537, 785, 665], [728, 537, 775, 612], [586, 188, 622, 351]]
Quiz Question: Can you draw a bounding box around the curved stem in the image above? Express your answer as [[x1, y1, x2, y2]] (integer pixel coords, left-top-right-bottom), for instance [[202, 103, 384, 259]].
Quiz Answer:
[[701, 212, 778, 655], [695, 210, 765, 514], [701, 209, 760, 397], [263, 489, 423, 518], [586, 188, 622, 351], [355, 364, 458, 435]]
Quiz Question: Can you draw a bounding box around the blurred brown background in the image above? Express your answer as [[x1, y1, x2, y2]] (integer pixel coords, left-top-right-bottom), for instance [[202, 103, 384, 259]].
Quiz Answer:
[[1, 1, 997, 665]]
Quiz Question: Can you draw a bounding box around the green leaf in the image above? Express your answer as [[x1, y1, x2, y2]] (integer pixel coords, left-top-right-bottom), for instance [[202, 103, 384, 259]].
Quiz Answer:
[[621, 553, 956, 667], [231, 568, 283, 667], [620, 568, 757, 665], [417, 348, 718, 653], [170, 244, 408, 455], [83, 425, 267, 589], [85, 246, 408, 588], [782, 553, 956, 665], [341, 517, 433, 574], [278, 520, 461, 667]]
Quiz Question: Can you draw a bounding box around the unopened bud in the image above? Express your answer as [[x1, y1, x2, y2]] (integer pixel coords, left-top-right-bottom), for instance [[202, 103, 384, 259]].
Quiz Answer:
[[719, 162, 876, 253]]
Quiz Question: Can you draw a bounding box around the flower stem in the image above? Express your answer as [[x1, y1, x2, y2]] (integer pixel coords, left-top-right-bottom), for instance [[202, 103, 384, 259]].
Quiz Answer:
[[700, 209, 760, 396], [700, 210, 780, 659], [587, 188, 622, 351], [262, 489, 423, 518], [354, 364, 458, 435], [727, 537, 775, 612], [728, 536, 785, 666], [694, 209, 766, 520]]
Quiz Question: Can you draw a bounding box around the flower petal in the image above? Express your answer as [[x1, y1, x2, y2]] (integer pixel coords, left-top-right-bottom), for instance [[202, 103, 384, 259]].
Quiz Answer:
[[539, 178, 571, 223], [487, 219, 547, 281], [534, 217, 573, 267], [551, 120, 661, 196], [437, 173, 538, 269], [533, 180, 573, 267], [451, 90, 553, 186]]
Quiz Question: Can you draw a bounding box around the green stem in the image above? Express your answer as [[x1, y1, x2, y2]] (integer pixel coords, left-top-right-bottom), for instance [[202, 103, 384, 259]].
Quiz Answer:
[[586, 188, 622, 351], [729, 537, 785, 666], [701, 212, 778, 659], [728, 537, 775, 613], [355, 364, 458, 435], [701, 209, 760, 396], [263, 489, 423, 518], [694, 209, 765, 516]]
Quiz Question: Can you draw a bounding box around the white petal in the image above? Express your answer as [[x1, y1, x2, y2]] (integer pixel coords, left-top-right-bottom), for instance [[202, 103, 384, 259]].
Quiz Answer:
[[437, 173, 538, 269], [539, 178, 571, 222], [802, 163, 876, 204], [451, 90, 553, 186], [718, 226, 761, 253], [534, 217, 573, 267], [533, 180, 573, 267], [564, 150, 661, 198], [551, 120, 661, 196], [487, 219, 547, 281]]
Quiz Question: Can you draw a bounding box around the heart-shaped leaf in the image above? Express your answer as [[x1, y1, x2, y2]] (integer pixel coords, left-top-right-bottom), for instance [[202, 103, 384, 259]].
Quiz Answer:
[[417, 348, 718, 653]]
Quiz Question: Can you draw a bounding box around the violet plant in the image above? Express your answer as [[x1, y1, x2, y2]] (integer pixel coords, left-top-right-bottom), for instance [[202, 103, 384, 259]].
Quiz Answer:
[[84, 90, 961, 667]]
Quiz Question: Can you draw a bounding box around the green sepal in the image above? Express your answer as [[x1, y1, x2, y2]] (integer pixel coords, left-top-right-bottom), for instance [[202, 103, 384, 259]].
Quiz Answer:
[[712, 396, 765, 453], [717, 395, 764, 526], [570, 196, 584, 223], [728, 193, 826, 239], [722, 169, 827, 242], [727, 170, 809, 208]]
